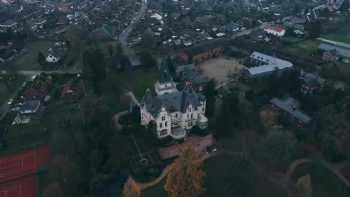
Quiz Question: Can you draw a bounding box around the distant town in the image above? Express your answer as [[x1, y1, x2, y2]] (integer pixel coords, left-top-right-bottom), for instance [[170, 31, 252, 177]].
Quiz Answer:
[[0, 0, 350, 197]]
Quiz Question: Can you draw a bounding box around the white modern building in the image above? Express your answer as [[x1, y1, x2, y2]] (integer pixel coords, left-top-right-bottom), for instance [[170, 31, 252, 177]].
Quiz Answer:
[[247, 52, 294, 76], [140, 74, 208, 140]]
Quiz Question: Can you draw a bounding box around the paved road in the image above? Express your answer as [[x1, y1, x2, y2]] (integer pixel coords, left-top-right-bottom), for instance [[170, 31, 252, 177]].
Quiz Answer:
[[231, 22, 269, 40], [116, 0, 148, 67]]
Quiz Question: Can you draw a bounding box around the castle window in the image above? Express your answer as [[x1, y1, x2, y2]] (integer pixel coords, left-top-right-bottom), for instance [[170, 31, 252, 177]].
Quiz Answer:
[[162, 116, 165, 121], [191, 113, 193, 119], [159, 122, 163, 128], [165, 122, 168, 127]]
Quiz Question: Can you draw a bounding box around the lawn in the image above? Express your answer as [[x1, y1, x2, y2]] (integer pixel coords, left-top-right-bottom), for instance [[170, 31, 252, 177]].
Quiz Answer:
[[281, 25, 350, 58], [142, 154, 288, 197], [281, 39, 321, 58], [0, 121, 49, 155], [129, 69, 159, 99], [13, 40, 53, 70], [102, 68, 159, 113], [292, 161, 350, 197], [323, 26, 350, 44]]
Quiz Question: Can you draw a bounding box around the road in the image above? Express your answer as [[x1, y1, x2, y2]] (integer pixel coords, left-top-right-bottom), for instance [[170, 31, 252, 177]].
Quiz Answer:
[[231, 22, 269, 40], [116, 0, 148, 67]]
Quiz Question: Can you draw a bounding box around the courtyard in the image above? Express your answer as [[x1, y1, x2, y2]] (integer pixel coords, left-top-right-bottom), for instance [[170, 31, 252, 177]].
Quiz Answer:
[[198, 57, 245, 86]]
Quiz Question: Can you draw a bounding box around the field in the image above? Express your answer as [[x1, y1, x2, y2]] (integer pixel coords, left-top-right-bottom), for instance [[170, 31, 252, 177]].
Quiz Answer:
[[292, 161, 350, 197], [281, 40, 321, 58], [323, 26, 350, 43], [142, 154, 288, 197], [102, 68, 159, 113], [0, 121, 49, 155], [13, 40, 53, 70], [281, 25, 350, 59], [199, 57, 245, 85]]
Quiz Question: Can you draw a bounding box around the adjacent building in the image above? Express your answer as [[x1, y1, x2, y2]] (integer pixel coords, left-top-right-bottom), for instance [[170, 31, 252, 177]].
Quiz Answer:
[[319, 38, 350, 64], [246, 52, 294, 77], [140, 72, 208, 140], [270, 97, 312, 126]]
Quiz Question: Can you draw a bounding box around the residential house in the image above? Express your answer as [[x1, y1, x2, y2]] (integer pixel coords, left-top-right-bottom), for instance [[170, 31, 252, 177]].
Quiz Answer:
[[270, 97, 312, 126], [263, 25, 286, 37], [299, 71, 325, 95]]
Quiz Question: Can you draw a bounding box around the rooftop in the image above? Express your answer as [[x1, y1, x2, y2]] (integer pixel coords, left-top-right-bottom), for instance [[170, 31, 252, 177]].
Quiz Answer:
[[270, 97, 311, 124], [247, 52, 293, 75]]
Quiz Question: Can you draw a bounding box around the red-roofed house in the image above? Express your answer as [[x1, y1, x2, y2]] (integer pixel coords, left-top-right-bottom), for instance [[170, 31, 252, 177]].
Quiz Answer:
[[264, 26, 286, 37]]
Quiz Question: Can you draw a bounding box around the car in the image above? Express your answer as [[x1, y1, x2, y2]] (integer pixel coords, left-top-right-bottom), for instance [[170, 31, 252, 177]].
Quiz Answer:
[[7, 98, 13, 105]]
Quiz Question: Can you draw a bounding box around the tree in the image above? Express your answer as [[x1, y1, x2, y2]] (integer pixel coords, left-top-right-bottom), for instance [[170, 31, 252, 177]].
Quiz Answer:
[[82, 48, 107, 95], [296, 175, 312, 197], [306, 21, 321, 38], [122, 177, 141, 197], [42, 182, 63, 197], [139, 31, 156, 49], [204, 80, 216, 118], [139, 51, 157, 69], [214, 90, 239, 137], [262, 128, 297, 169], [38, 51, 46, 66], [165, 146, 205, 197]]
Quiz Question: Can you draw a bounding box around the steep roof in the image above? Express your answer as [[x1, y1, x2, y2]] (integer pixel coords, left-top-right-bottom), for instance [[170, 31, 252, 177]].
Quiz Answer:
[[270, 97, 311, 124], [142, 86, 205, 117]]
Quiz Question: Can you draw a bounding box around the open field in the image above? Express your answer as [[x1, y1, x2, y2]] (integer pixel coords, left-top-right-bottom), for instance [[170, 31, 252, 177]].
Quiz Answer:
[[0, 120, 49, 155], [281, 25, 350, 59], [198, 57, 245, 85], [292, 161, 350, 197], [281, 39, 321, 58], [142, 154, 288, 197], [13, 40, 53, 70], [102, 68, 159, 112], [323, 26, 350, 44]]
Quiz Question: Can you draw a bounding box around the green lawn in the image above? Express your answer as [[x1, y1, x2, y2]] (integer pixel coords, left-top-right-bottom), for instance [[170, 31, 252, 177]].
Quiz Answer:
[[102, 68, 159, 113], [281, 25, 350, 58], [13, 40, 53, 70], [0, 122, 49, 155], [281, 39, 321, 58], [130, 69, 159, 99], [323, 26, 350, 44], [292, 161, 350, 197], [142, 154, 288, 197]]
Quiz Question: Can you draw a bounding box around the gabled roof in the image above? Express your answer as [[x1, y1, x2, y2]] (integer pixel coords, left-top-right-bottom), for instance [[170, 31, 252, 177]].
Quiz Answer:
[[142, 85, 205, 117], [270, 97, 311, 124]]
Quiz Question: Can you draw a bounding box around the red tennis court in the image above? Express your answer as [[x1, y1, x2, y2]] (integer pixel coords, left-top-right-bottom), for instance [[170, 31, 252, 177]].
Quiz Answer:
[[0, 146, 50, 197]]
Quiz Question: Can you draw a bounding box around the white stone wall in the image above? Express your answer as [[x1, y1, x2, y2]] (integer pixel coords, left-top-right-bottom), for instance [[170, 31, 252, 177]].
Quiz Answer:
[[141, 100, 207, 139]]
